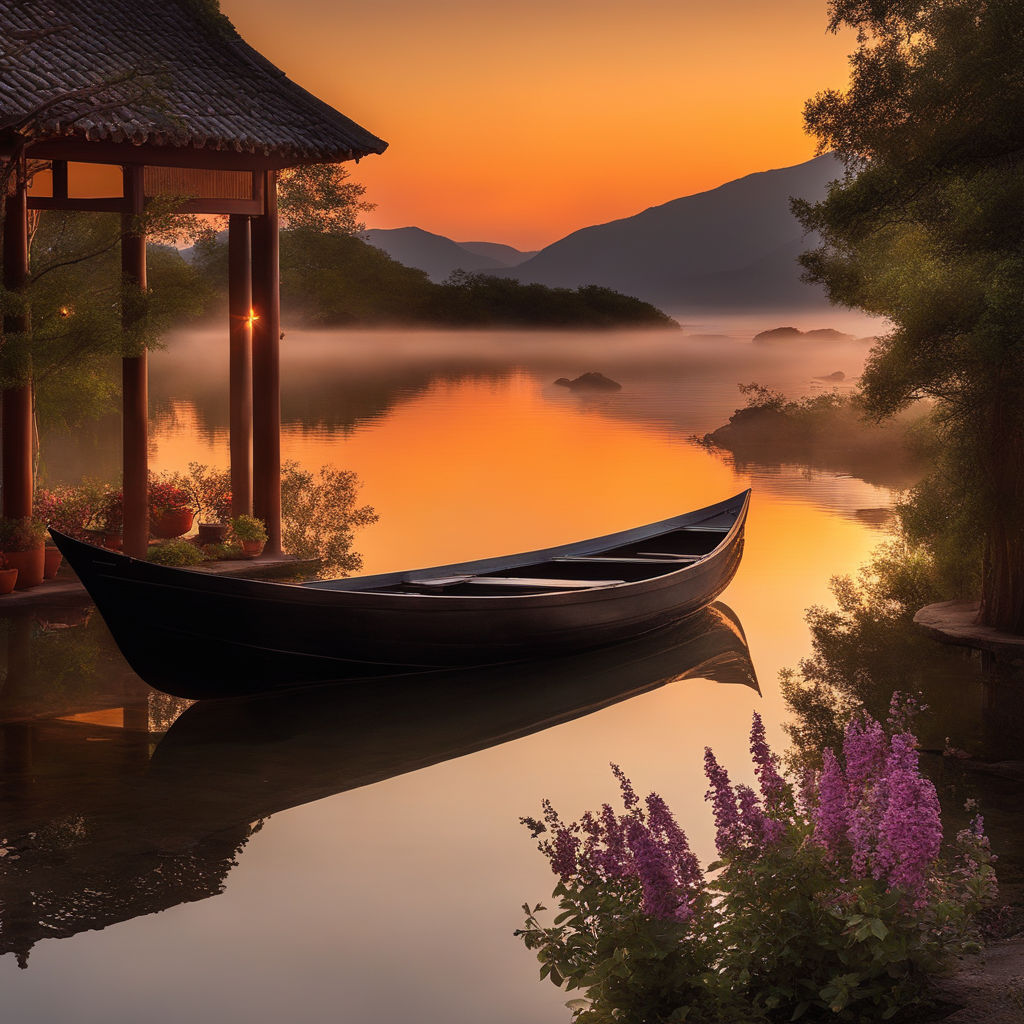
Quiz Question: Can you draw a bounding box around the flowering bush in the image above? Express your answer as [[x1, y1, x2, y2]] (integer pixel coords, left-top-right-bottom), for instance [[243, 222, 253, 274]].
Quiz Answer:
[[34, 482, 119, 540], [518, 699, 998, 1024]]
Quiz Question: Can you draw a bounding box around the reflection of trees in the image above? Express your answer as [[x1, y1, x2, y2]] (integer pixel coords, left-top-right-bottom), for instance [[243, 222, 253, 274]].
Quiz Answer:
[[779, 544, 1005, 772], [781, 547, 1024, 915]]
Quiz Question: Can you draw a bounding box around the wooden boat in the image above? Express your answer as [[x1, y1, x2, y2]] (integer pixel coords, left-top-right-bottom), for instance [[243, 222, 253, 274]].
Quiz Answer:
[[49, 489, 750, 699]]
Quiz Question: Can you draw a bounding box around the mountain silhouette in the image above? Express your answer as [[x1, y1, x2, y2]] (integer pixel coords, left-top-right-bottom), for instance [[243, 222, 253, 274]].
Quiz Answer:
[[500, 154, 842, 312], [456, 240, 538, 266], [362, 227, 531, 282]]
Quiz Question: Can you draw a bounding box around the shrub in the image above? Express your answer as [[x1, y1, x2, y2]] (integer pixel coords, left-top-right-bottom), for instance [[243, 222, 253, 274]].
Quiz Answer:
[[34, 482, 115, 540], [280, 461, 378, 575], [146, 539, 204, 567], [200, 541, 243, 561], [519, 701, 997, 1024], [0, 517, 49, 551], [182, 462, 232, 523]]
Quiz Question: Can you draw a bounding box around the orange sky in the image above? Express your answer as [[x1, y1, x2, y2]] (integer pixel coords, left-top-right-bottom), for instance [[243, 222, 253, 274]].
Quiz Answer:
[[223, 1, 851, 250]]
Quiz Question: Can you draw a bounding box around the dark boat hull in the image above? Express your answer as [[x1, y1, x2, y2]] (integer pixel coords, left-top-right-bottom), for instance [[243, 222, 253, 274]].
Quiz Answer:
[[50, 491, 749, 698]]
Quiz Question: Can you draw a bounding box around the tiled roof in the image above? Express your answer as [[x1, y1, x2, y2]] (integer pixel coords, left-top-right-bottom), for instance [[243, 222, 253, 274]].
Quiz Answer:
[[0, 0, 387, 164]]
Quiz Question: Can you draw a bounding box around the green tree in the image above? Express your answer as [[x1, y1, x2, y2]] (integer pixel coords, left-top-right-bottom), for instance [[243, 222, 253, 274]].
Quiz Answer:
[[277, 163, 374, 235], [794, 0, 1024, 631]]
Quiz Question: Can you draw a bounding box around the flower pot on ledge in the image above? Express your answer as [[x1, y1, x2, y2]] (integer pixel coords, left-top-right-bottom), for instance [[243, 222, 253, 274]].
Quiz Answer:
[[241, 540, 265, 559], [44, 546, 63, 579], [4, 547, 44, 589], [0, 568, 18, 594], [150, 508, 194, 539], [197, 522, 228, 546]]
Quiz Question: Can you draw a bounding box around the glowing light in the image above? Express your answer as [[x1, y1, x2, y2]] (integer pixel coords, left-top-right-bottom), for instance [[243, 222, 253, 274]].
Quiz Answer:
[[59, 305, 73, 318], [245, 307, 260, 329]]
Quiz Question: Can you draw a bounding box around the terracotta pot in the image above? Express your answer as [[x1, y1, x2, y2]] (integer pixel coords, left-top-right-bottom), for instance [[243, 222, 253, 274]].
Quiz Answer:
[[3, 546, 45, 589], [44, 546, 63, 579], [102, 532, 123, 551], [241, 539, 265, 558], [150, 508, 194, 539], [197, 522, 228, 545], [0, 568, 18, 595]]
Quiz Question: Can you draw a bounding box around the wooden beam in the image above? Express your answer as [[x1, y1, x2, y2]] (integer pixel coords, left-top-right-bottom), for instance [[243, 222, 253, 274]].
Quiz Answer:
[[228, 215, 253, 518], [2, 163, 34, 522], [27, 196, 262, 215], [27, 196, 128, 213], [121, 165, 149, 558], [251, 170, 282, 555], [23, 139, 322, 173]]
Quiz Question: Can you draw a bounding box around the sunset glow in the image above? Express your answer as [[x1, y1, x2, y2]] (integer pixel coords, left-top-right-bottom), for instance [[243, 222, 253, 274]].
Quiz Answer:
[[218, 0, 853, 249]]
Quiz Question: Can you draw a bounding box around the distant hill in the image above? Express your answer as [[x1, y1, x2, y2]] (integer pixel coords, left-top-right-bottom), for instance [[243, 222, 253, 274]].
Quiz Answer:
[[497, 154, 843, 313], [362, 227, 535, 283], [456, 240, 538, 266]]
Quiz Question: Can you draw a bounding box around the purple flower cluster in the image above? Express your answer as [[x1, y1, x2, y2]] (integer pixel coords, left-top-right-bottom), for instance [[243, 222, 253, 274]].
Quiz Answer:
[[703, 715, 795, 855], [812, 709, 943, 904], [526, 697, 979, 929], [527, 765, 704, 922]]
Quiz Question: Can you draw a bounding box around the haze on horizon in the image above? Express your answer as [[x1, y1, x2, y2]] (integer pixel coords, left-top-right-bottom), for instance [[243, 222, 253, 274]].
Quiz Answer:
[[220, 0, 853, 250]]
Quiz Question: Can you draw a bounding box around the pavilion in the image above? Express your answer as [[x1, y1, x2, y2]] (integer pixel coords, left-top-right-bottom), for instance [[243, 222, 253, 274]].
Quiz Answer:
[[0, 0, 387, 556]]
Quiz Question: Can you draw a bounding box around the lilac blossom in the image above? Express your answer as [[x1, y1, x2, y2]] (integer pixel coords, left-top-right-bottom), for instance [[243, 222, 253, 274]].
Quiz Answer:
[[749, 711, 793, 814], [626, 819, 687, 920], [704, 747, 743, 854], [874, 733, 942, 902], [550, 826, 581, 881], [645, 793, 702, 887], [813, 748, 849, 857]]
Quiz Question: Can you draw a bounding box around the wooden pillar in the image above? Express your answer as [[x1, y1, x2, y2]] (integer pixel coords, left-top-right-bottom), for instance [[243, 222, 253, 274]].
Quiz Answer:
[[2, 161, 34, 521], [251, 170, 281, 554], [228, 215, 253, 518], [121, 165, 148, 558]]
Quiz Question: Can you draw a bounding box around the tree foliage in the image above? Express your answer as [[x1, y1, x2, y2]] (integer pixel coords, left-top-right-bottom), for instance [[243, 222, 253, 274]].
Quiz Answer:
[[4, 210, 214, 429], [795, 0, 1024, 629], [277, 164, 374, 236]]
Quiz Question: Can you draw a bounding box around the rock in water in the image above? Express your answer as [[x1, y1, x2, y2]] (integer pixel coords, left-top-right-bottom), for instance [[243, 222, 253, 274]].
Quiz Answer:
[[554, 371, 622, 391]]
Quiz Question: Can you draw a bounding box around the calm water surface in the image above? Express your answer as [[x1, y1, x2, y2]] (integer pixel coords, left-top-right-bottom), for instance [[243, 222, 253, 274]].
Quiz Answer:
[[3, 326, 967, 1022]]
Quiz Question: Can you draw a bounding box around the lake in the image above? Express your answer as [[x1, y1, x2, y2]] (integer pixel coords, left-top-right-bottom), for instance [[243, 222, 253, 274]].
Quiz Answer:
[[1, 324, 997, 1022]]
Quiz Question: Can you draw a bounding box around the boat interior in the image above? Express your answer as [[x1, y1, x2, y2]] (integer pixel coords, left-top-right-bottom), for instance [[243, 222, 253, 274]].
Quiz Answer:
[[358, 520, 735, 597]]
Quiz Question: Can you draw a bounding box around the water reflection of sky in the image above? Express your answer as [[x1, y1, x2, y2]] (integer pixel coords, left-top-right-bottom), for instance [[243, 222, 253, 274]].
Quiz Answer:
[[8, 328, 909, 1023]]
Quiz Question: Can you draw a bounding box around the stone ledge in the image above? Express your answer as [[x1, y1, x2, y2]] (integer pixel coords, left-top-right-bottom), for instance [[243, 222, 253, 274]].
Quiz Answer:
[[0, 553, 322, 614], [914, 601, 1024, 662]]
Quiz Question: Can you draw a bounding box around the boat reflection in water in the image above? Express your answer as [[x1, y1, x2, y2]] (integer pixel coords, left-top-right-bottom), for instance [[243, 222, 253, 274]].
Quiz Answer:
[[0, 602, 756, 967]]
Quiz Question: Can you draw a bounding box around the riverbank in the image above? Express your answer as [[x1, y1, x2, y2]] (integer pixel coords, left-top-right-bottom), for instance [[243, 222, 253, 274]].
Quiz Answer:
[[924, 939, 1024, 1023]]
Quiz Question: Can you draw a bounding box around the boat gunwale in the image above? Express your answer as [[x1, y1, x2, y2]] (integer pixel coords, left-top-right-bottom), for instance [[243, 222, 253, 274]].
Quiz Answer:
[[49, 490, 749, 609], [304, 489, 751, 597]]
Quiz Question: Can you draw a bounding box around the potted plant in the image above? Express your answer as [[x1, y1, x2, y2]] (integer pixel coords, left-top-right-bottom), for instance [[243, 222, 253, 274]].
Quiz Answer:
[[98, 490, 124, 550], [0, 554, 18, 595], [197, 490, 233, 546], [149, 480, 196, 539], [0, 518, 48, 589], [230, 514, 268, 558]]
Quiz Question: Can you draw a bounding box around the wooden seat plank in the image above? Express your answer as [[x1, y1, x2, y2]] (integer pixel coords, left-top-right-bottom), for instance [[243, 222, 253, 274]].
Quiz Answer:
[[470, 576, 624, 589], [635, 552, 704, 560], [554, 556, 689, 564]]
